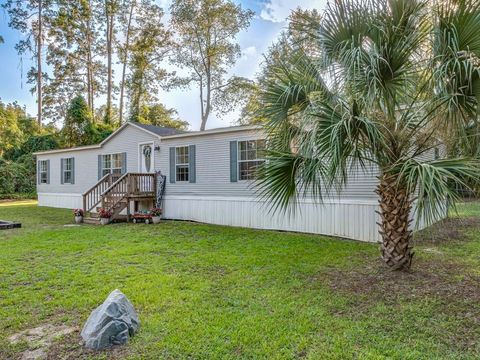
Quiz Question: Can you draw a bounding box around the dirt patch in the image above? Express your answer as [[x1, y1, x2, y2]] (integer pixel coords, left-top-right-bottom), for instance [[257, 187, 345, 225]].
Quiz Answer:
[[8, 324, 131, 360], [414, 216, 480, 244], [9, 324, 77, 359], [46, 332, 131, 360], [324, 258, 480, 306], [322, 257, 480, 351]]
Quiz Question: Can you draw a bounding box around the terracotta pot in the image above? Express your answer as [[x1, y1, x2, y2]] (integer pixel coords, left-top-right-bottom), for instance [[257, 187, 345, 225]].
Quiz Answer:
[[100, 218, 110, 225], [152, 216, 161, 224], [75, 216, 83, 224]]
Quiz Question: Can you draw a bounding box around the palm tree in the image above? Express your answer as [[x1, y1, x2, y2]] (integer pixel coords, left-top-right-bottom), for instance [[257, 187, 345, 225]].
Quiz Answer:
[[257, 0, 480, 270]]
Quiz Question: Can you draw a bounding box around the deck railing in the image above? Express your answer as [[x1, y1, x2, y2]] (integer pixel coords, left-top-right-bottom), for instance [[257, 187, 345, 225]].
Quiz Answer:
[[82, 174, 113, 213], [83, 172, 157, 215]]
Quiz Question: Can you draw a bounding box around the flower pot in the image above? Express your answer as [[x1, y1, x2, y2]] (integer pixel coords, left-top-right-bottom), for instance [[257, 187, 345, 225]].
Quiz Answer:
[[100, 218, 110, 225], [75, 216, 83, 224], [152, 216, 161, 224]]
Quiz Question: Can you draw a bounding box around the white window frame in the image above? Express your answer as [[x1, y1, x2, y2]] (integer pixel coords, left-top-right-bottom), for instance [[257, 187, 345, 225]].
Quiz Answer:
[[175, 145, 190, 182], [237, 139, 266, 181], [101, 153, 123, 177], [39, 160, 48, 184], [62, 158, 74, 184]]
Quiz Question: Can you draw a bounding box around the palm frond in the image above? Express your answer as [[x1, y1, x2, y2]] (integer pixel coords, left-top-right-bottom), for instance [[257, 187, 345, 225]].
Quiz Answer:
[[396, 157, 480, 226]]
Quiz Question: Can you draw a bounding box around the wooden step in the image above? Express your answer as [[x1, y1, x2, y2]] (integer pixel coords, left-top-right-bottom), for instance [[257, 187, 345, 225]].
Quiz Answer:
[[83, 217, 100, 225]]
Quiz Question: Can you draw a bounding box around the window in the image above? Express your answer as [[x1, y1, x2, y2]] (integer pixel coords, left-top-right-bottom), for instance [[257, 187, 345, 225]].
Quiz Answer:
[[175, 146, 189, 182], [39, 160, 48, 184], [102, 153, 123, 177], [62, 158, 73, 184], [238, 139, 266, 180]]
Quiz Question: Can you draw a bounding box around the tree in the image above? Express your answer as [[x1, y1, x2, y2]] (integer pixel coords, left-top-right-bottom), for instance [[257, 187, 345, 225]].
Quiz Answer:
[[137, 103, 189, 130], [238, 84, 267, 125], [126, 3, 173, 123], [0, 101, 24, 157], [2, 0, 54, 126], [47, 0, 105, 120], [62, 96, 94, 147], [170, 0, 254, 130], [257, 0, 480, 270], [239, 8, 322, 126], [103, 0, 121, 124], [118, 0, 136, 124]]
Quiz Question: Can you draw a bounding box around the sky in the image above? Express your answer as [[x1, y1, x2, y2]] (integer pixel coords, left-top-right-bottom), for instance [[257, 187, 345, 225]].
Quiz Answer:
[[0, 0, 328, 130]]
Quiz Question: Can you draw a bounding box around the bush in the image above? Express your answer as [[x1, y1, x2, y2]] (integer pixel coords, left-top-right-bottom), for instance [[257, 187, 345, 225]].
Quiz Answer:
[[0, 155, 37, 198]]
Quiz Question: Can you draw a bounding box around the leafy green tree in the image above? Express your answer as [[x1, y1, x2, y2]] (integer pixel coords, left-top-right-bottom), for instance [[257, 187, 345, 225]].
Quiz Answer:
[[46, 0, 105, 123], [62, 95, 94, 147], [0, 101, 23, 157], [170, 0, 254, 130], [137, 103, 189, 130], [6, 134, 59, 161], [257, 0, 480, 270], [126, 2, 173, 123], [239, 9, 322, 126]]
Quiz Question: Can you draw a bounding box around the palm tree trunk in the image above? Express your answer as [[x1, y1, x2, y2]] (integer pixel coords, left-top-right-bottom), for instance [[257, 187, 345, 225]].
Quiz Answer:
[[376, 173, 414, 270]]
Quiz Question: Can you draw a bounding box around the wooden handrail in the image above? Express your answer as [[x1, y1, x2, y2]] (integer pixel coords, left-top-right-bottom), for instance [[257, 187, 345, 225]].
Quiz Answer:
[[83, 172, 157, 218], [101, 172, 129, 197], [82, 173, 110, 196], [82, 174, 112, 213]]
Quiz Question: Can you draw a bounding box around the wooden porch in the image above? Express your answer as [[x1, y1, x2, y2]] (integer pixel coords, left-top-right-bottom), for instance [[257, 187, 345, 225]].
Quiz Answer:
[[82, 172, 157, 224]]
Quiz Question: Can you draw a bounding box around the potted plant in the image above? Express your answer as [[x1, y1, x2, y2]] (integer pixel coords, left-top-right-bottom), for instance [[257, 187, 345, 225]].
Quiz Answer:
[[150, 208, 162, 224], [98, 208, 112, 225], [73, 209, 84, 224]]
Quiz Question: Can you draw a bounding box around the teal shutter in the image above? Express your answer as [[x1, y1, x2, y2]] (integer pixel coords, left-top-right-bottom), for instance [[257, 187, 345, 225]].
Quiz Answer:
[[46, 160, 50, 184], [121, 152, 127, 174], [230, 141, 238, 182], [189, 145, 196, 183], [71, 158, 75, 184], [60, 158, 64, 184], [169, 147, 175, 183], [98, 155, 102, 180]]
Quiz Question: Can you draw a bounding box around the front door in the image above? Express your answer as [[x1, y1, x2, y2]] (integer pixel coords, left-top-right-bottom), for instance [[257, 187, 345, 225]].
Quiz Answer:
[[139, 143, 154, 173]]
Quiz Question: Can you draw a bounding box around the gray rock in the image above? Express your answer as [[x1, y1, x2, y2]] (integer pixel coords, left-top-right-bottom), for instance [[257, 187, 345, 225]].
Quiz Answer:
[[81, 289, 139, 350]]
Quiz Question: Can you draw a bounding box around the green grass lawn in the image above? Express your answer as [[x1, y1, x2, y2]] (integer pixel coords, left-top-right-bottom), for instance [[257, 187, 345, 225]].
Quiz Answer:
[[1, 201, 480, 359]]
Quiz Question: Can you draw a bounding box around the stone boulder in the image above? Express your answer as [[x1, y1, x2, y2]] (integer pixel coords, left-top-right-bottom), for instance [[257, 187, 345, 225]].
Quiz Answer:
[[81, 289, 140, 350]]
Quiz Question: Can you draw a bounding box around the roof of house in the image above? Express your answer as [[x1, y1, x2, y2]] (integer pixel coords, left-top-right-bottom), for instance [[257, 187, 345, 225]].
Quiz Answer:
[[33, 122, 262, 156], [133, 123, 186, 136]]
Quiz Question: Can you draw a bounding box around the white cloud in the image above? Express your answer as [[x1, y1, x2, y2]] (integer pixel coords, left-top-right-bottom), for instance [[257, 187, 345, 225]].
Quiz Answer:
[[157, 0, 173, 9], [260, 0, 328, 23], [242, 46, 257, 59]]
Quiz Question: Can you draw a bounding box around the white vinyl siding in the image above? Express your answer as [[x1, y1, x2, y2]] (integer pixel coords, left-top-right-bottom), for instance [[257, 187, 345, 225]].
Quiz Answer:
[[36, 124, 158, 194], [175, 146, 189, 182], [159, 130, 380, 199], [35, 124, 448, 242], [238, 139, 265, 181]]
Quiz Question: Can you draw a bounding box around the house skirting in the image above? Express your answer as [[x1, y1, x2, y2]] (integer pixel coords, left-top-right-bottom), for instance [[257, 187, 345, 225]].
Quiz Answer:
[[37, 193, 446, 243], [163, 195, 382, 242], [38, 193, 83, 210]]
